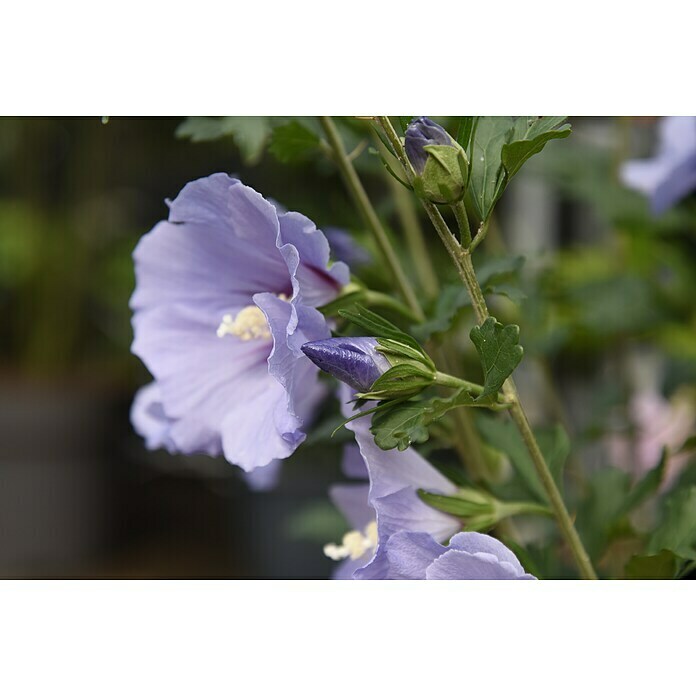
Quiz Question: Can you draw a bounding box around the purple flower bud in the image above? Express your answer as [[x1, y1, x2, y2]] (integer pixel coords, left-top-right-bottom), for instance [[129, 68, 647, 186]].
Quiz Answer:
[[405, 117, 455, 173], [301, 337, 391, 393]]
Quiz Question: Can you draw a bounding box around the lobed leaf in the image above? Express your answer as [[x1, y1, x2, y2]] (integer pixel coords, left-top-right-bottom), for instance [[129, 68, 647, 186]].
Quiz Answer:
[[268, 121, 321, 164], [501, 117, 571, 181], [176, 116, 271, 165], [469, 317, 524, 400], [370, 388, 479, 451]]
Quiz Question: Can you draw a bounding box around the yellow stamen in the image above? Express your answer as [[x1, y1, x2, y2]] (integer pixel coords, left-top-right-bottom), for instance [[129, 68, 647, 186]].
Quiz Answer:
[[216, 294, 289, 341], [323, 521, 378, 562]]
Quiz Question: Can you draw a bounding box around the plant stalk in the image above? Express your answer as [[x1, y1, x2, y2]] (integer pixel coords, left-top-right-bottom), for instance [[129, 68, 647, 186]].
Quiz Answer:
[[319, 116, 424, 321], [377, 115, 598, 580]]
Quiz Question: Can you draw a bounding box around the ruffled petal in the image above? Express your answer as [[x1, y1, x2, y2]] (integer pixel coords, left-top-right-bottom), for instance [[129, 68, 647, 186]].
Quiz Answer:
[[448, 531, 528, 575], [130, 382, 177, 453], [346, 413, 457, 501], [277, 210, 350, 306], [383, 531, 445, 580], [426, 549, 536, 580], [131, 176, 291, 311], [130, 174, 346, 472]]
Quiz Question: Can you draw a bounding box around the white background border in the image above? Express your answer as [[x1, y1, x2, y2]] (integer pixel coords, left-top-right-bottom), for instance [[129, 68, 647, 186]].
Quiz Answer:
[[0, 580, 692, 694], [1, 2, 694, 693], [1, 1, 693, 115]]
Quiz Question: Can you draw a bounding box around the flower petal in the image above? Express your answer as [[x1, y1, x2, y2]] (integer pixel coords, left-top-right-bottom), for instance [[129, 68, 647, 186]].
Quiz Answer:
[[277, 210, 350, 306], [448, 531, 528, 575], [329, 483, 372, 531], [383, 531, 446, 580], [425, 549, 536, 580], [244, 459, 283, 492]]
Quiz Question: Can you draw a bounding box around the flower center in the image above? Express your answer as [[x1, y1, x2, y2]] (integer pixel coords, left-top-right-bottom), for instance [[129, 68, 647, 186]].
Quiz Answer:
[[216, 294, 289, 341], [323, 521, 378, 561]]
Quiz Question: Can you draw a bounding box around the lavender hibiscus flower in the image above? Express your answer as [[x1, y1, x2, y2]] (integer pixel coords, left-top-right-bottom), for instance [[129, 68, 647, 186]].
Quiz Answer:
[[130, 174, 349, 473], [621, 117, 696, 214], [327, 413, 534, 579], [321, 387, 460, 578], [381, 530, 536, 580]]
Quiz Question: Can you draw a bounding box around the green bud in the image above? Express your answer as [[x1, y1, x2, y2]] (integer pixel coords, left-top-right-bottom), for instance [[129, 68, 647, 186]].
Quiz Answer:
[[415, 143, 469, 204]]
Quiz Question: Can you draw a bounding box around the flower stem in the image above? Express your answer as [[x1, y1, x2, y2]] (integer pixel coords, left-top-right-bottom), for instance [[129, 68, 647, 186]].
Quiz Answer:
[[319, 116, 424, 321], [433, 371, 484, 394], [378, 115, 598, 580], [378, 139, 440, 298], [452, 201, 472, 247]]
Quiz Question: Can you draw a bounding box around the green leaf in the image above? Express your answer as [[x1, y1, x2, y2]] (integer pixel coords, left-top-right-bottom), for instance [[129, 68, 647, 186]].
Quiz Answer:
[[466, 117, 514, 224], [370, 388, 477, 451], [476, 255, 525, 287], [477, 417, 569, 503], [486, 284, 527, 303], [619, 448, 667, 516], [454, 116, 479, 152], [677, 435, 696, 455], [176, 116, 271, 164], [397, 116, 414, 133], [469, 317, 523, 400], [647, 486, 696, 560], [412, 257, 526, 342], [268, 120, 321, 163], [465, 117, 571, 224], [411, 285, 470, 342], [371, 402, 432, 451], [625, 550, 681, 579], [339, 305, 424, 355], [501, 117, 571, 181]]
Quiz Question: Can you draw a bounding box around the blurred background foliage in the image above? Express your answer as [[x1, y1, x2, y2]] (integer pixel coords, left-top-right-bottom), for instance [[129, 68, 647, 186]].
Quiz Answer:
[[1, 116, 695, 578]]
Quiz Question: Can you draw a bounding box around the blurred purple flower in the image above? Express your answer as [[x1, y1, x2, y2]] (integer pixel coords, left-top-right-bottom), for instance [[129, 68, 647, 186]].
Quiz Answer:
[[130, 174, 349, 473], [301, 337, 390, 393], [381, 530, 536, 580], [621, 117, 696, 214], [405, 117, 455, 173], [324, 227, 371, 268]]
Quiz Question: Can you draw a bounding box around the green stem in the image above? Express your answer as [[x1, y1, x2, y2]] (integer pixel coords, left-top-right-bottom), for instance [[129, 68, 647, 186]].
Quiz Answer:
[[470, 219, 490, 252], [434, 371, 484, 394], [378, 115, 598, 580], [363, 290, 419, 321], [319, 116, 424, 321], [378, 138, 440, 299], [452, 201, 472, 247], [326, 118, 492, 485], [435, 348, 491, 482]]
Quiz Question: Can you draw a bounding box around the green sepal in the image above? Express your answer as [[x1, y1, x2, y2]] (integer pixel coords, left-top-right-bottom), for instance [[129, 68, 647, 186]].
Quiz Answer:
[[339, 305, 430, 363], [357, 363, 435, 401], [418, 488, 552, 532], [419, 143, 469, 204]]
